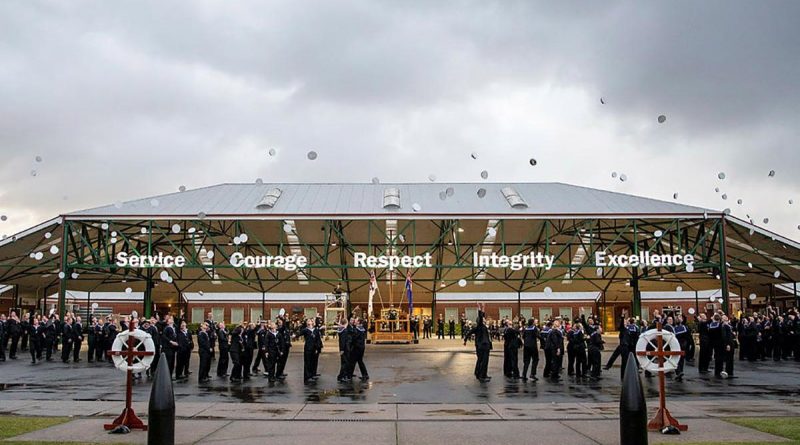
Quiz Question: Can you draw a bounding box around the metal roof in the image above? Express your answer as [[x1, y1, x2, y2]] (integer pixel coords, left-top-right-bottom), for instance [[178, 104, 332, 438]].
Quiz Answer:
[[67, 182, 715, 219]]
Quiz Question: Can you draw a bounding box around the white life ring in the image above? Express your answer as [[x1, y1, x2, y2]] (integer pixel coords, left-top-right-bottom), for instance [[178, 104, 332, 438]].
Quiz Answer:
[[635, 328, 682, 372], [111, 329, 156, 373]]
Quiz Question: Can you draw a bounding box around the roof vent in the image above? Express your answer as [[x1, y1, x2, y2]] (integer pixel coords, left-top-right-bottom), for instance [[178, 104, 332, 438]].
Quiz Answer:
[[256, 188, 282, 209], [501, 187, 528, 209], [383, 187, 400, 209]]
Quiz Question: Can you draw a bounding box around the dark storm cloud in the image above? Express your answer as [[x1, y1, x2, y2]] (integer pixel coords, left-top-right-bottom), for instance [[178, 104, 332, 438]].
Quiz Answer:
[[0, 0, 797, 235]]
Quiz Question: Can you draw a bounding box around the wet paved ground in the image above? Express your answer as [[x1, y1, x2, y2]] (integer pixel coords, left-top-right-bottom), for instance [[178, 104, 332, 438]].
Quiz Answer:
[[1, 338, 799, 404]]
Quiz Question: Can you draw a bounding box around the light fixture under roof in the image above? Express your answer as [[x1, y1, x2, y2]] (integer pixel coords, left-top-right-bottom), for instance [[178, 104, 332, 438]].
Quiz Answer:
[[383, 187, 400, 209], [501, 187, 528, 209], [256, 188, 282, 209]]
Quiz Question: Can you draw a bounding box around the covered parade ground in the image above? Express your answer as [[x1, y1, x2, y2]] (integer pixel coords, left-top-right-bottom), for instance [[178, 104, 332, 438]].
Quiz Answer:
[[0, 181, 799, 328]]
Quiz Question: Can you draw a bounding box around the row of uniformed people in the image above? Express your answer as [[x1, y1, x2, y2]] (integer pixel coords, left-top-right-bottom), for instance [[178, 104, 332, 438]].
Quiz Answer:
[[334, 316, 369, 382], [737, 311, 800, 362]]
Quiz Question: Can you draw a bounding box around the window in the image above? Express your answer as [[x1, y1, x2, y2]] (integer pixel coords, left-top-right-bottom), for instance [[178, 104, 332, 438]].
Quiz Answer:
[[444, 307, 458, 321], [191, 308, 204, 323], [212, 307, 224, 323], [539, 307, 552, 321], [465, 308, 478, 322], [559, 307, 573, 320], [641, 306, 650, 322], [519, 307, 532, 320], [270, 308, 281, 320], [250, 308, 262, 323], [304, 307, 318, 319], [499, 307, 513, 320], [230, 308, 244, 325]]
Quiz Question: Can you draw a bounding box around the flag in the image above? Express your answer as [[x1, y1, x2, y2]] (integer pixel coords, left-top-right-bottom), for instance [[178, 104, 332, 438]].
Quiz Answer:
[[405, 273, 414, 315], [367, 271, 377, 318]]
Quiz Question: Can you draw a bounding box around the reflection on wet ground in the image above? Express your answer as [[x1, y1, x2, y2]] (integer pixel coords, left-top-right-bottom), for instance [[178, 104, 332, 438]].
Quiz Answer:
[[1, 340, 799, 404]]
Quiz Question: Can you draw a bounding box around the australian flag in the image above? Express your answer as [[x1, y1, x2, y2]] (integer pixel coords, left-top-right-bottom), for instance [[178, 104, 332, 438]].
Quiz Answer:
[[405, 273, 414, 315]]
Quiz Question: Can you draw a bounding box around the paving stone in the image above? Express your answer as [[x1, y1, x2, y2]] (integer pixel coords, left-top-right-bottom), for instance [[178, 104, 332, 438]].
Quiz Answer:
[[8, 418, 229, 444], [296, 403, 396, 420], [398, 420, 594, 445], [397, 403, 499, 420], [492, 402, 595, 420], [193, 402, 305, 420], [201, 420, 397, 444], [561, 418, 790, 445]]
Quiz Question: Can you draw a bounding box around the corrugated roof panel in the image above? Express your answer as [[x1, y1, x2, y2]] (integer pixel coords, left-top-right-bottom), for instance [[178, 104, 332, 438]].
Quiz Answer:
[[68, 182, 715, 218]]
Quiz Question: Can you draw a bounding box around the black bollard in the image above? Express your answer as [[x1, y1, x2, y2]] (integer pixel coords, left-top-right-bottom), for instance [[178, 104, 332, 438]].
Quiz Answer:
[[148, 352, 175, 445], [620, 352, 648, 445]]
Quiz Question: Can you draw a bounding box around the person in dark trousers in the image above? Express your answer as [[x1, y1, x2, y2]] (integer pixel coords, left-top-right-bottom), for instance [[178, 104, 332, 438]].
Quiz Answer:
[[0, 314, 6, 362], [720, 315, 736, 378], [464, 302, 492, 382], [197, 322, 212, 383], [6, 311, 21, 360], [264, 322, 280, 382], [142, 318, 160, 376], [253, 321, 267, 374], [618, 318, 640, 379], [587, 325, 605, 379], [502, 319, 520, 380], [72, 316, 83, 363], [61, 315, 73, 363], [521, 318, 540, 381], [243, 323, 256, 381], [336, 318, 352, 382], [162, 316, 178, 378], [540, 321, 553, 378], [20, 312, 30, 353], [275, 317, 291, 380], [204, 313, 217, 360], [175, 321, 193, 380], [29, 318, 44, 364], [709, 314, 724, 377], [673, 315, 690, 381], [567, 322, 588, 378], [87, 317, 98, 363], [697, 313, 712, 373], [229, 325, 244, 382], [603, 312, 628, 370], [216, 322, 230, 377], [349, 317, 369, 380], [297, 318, 322, 384], [545, 319, 564, 382], [448, 318, 456, 339]]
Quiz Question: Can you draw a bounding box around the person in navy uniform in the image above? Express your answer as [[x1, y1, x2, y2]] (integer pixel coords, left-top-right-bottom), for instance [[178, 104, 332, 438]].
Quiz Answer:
[[204, 312, 217, 361], [229, 325, 244, 383], [253, 320, 267, 375], [20, 312, 30, 353], [540, 321, 552, 378], [264, 321, 280, 382], [71, 316, 83, 363], [720, 315, 736, 378], [619, 318, 640, 379], [197, 322, 212, 383], [297, 318, 323, 384], [603, 311, 629, 370], [162, 316, 179, 377], [502, 319, 521, 380], [6, 311, 21, 360], [587, 324, 605, 379], [0, 314, 5, 362], [336, 317, 352, 382], [697, 313, 711, 373], [671, 315, 690, 381], [567, 322, 587, 378], [216, 322, 230, 378], [242, 323, 256, 381], [87, 317, 99, 363], [348, 317, 369, 381], [29, 317, 45, 364], [175, 321, 193, 381], [464, 302, 492, 382], [521, 318, 540, 381], [142, 317, 160, 376], [275, 317, 291, 380], [61, 315, 73, 363], [545, 319, 564, 382]]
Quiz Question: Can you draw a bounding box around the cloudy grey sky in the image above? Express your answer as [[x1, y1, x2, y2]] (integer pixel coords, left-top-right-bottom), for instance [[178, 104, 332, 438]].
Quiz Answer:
[[0, 1, 798, 237]]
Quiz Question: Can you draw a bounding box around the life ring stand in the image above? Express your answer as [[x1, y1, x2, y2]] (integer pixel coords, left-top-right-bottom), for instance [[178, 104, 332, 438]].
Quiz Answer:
[[111, 329, 155, 373], [635, 328, 681, 372]]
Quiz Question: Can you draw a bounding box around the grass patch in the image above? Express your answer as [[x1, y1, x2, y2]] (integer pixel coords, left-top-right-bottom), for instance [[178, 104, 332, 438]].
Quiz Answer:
[[0, 416, 70, 440], [677, 416, 800, 445]]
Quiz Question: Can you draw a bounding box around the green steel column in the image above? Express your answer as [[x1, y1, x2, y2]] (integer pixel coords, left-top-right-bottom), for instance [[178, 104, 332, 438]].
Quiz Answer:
[[719, 217, 730, 312], [631, 267, 641, 319], [57, 221, 70, 319], [794, 282, 798, 310], [143, 271, 153, 319]]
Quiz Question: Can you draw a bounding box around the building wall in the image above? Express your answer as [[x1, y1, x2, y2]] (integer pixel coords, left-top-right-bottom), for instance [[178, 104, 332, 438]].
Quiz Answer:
[[432, 301, 599, 322]]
